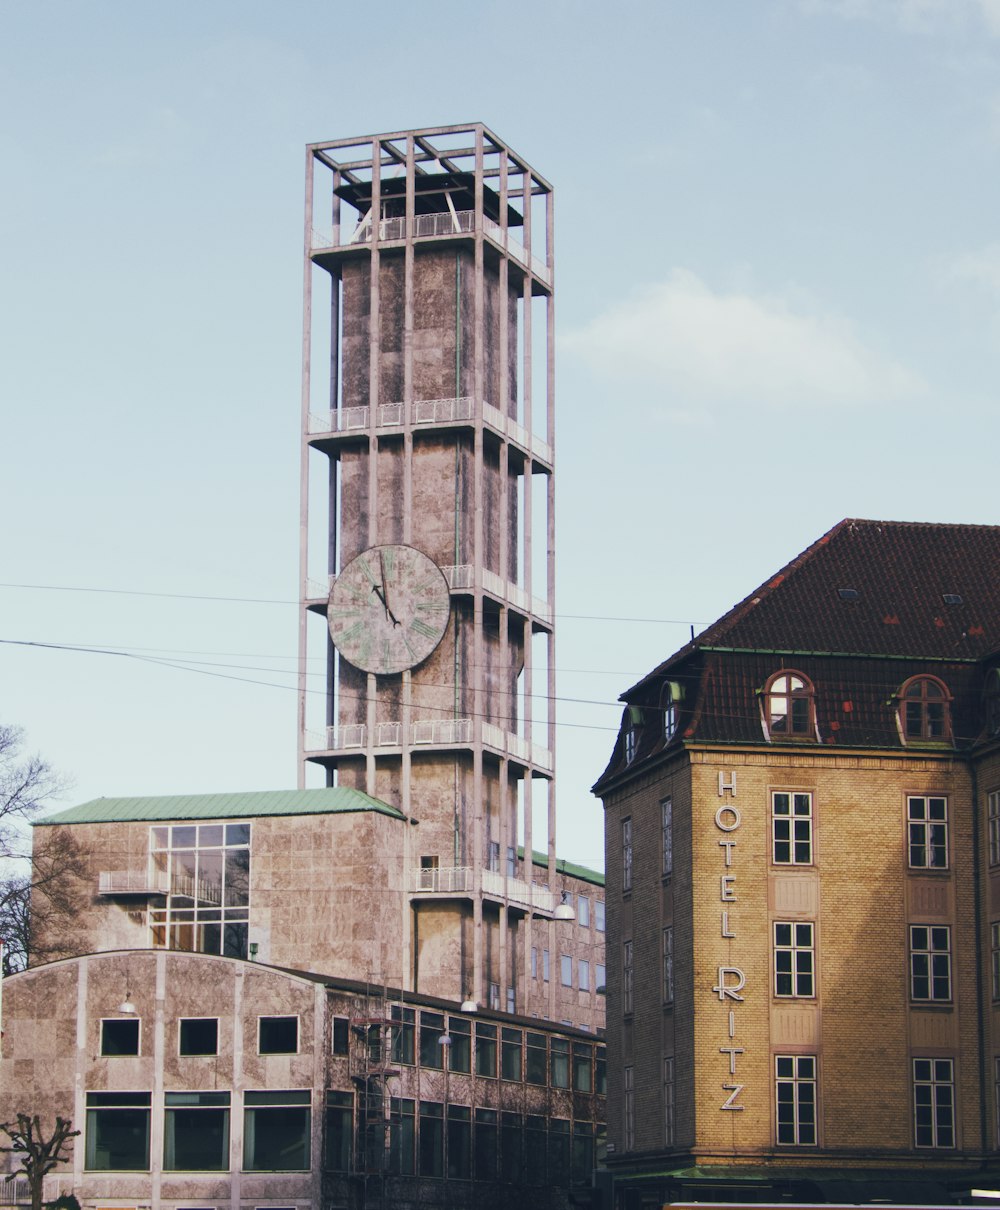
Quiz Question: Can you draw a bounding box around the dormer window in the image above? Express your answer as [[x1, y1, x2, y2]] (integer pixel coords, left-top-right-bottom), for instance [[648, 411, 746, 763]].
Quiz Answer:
[[661, 681, 682, 744], [623, 705, 643, 765], [898, 676, 952, 743], [985, 669, 1000, 738], [764, 672, 815, 741], [624, 728, 637, 765]]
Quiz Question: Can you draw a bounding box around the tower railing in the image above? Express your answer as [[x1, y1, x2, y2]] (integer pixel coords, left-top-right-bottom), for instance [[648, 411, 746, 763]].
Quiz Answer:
[[303, 718, 552, 770], [409, 865, 557, 915]]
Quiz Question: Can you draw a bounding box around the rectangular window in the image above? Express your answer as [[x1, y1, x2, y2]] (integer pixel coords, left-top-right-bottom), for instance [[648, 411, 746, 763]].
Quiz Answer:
[[910, 925, 952, 1001], [506, 845, 516, 877], [596, 1046, 607, 1095], [543, 949, 550, 982], [573, 1042, 592, 1092], [501, 1111, 522, 1183], [623, 940, 634, 1015], [526, 1032, 547, 1085], [622, 818, 633, 892], [595, 900, 606, 932], [419, 1102, 444, 1178], [908, 796, 948, 869], [476, 1022, 497, 1077], [548, 1118, 570, 1185], [551, 1037, 570, 1089], [578, 895, 590, 928], [148, 821, 250, 959], [391, 1005, 415, 1065], [560, 955, 573, 987], [389, 1097, 415, 1175], [993, 924, 1000, 1002], [596, 963, 606, 993], [475, 1107, 498, 1180], [101, 1018, 140, 1056], [449, 1018, 471, 1073], [662, 926, 674, 1004], [623, 1066, 635, 1151], [487, 840, 500, 872], [772, 792, 813, 864], [488, 981, 501, 1011], [914, 1058, 955, 1147], [775, 1055, 817, 1145], [663, 1055, 675, 1146], [506, 986, 515, 1014], [243, 1090, 310, 1171], [990, 791, 1000, 866], [419, 1011, 445, 1069], [179, 1018, 218, 1057], [85, 1092, 151, 1171], [501, 1028, 522, 1081], [447, 1105, 472, 1179], [662, 797, 673, 877], [258, 1016, 298, 1055], [579, 959, 591, 992], [164, 1091, 230, 1171], [774, 922, 815, 998], [331, 1016, 349, 1056], [531, 946, 538, 979], [571, 1122, 594, 1186], [325, 1091, 352, 1172]]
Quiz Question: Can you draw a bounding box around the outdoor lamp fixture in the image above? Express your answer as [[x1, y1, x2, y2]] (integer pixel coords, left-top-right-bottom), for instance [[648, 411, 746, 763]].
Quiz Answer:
[[460, 997, 478, 1013], [118, 992, 136, 1015], [554, 891, 575, 921], [439, 1034, 452, 1047]]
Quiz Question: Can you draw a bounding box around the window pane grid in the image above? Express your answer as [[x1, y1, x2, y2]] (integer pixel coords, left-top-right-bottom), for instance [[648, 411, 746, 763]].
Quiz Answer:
[[775, 1055, 816, 1145], [914, 1058, 955, 1148], [908, 796, 948, 869], [774, 922, 815, 998], [910, 925, 952, 1001], [772, 792, 813, 865]]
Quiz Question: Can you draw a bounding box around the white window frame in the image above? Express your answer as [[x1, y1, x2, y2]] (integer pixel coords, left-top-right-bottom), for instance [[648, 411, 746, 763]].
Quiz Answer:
[[578, 894, 590, 928], [907, 795, 948, 870], [661, 797, 673, 878], [595, 900, 606, 932], [775, 1054, 817, 1146], [914, 1057, 955, 1148], [772, 791, 813, 865], [662, 926, 674, 1004], [910, 925, 952, 1002], [774, 921, 815, 999], [560, 955, 573, 988]]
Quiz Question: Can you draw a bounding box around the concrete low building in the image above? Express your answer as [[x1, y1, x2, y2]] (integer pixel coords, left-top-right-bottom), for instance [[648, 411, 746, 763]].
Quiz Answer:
[[0, 949, 605, 1210]]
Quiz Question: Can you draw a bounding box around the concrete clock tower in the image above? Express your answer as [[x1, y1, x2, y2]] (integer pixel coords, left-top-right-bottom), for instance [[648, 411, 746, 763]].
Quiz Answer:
[[297, 125, 565, 1014]]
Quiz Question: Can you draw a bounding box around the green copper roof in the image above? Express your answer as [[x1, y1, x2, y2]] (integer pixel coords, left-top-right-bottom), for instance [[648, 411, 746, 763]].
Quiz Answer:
[[36, 787, 406, 826], [519, 846, 604, 887]]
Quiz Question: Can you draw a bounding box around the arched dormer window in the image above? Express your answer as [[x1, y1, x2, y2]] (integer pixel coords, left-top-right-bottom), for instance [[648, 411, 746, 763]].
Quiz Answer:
[[985, 668, 1000, 738], [898, 675, 952, 744], [764, 671, 816, 741], [622, 705, 643, 765], [660, 680, 682, 744]]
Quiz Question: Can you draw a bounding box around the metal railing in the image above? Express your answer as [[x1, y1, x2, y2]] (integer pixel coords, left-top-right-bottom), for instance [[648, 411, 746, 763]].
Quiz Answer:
[[0, 1174, 29, 1208], [412, 866, 556, 914], [412, 865, 473, 894], [302, 717, 551, 768], [98, 870, 171, 896]]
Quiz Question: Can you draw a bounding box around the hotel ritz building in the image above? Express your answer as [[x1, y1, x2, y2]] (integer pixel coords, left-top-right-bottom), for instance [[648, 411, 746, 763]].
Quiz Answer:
[[0, 126, 609, 1210], [594, 518, 1000, 1207]]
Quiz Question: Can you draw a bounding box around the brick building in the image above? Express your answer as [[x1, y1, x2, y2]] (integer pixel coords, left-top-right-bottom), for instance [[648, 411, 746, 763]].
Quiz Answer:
[[593, 519, 1000, 1206]]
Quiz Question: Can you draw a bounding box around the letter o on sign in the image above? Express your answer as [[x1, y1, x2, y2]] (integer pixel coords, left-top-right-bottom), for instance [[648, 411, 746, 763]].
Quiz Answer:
[[715, 805, 741, 832]]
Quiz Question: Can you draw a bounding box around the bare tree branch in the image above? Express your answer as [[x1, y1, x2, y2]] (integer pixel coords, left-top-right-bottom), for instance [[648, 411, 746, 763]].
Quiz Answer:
[[0, 1113, 79, 1210]]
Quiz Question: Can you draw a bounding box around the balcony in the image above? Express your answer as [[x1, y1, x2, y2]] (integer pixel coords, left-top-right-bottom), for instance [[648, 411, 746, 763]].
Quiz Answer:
[[307, 394, 552, 465], [304, 718, 552, 771], [409, 866, 557, 916], [310, 210, 552, 287], [98, 870, 172, 897]]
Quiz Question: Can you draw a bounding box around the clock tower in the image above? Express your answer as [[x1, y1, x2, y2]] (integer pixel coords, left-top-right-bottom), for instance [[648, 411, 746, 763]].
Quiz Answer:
[[297, 125, 560, 1014]]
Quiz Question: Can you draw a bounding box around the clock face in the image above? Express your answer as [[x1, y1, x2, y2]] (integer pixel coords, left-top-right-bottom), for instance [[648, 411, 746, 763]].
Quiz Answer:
[[328, 544, 451, 675]]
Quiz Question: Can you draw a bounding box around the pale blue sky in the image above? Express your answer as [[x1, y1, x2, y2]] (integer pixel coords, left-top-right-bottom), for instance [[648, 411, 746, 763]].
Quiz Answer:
[[2, 0, 999, 870]]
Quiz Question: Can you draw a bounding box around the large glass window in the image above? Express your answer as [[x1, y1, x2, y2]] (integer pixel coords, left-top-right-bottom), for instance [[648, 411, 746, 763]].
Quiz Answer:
[[551, 1037, 570, 1089], [259, 1016, 298, 1055], [475, 1022, 497, 1077], [325, 1091, 352, 1171], [474, 1107, 498, 1179], [572, 1122, 594, 1185], [447, 1105, 471, 1179], [548, 1119, 570, 1185], [501, 1112, 522, 1183], [501, 1027, 522, 1081], [149, 822, 250, 958], [914, 1058, 955, 1147], [391, 1005, 415, 1065], [899, 677, 951, 743], [418, 1102, 444, 1177], [420, 1011, 445, 1069], [772, 792, 813, 865], [85, 1092, 150, 1171], [526, 1031, 547, 1085], [243, 1091, 310, 1171], [164, 1092, 230, 1171], [449, 1018, 471, 1073], [775, 1055, 816, 1145], [573, 1042, 593, 1092], [389, 1098, 415, 1175], [101, 1018, 140, 1056], [911, 925, 952, 1001], [908, 796, 948, 869]]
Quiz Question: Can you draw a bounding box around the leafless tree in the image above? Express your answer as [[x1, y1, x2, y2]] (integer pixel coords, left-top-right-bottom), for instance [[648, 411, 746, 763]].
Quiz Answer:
[[0, 725, 82, 971], [0, 1113, 79, 1210]]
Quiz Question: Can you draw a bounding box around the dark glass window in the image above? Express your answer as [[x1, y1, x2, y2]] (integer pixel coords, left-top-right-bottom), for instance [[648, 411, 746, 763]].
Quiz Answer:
[[475, 1022, 497, 1077], [419, 1102, 444, 1178], [501, 1112, 522, 1183], [163, 1092, 230, 1171], [85, 1092, 151, 1171], [179, 1018, 218, 1057], [331, 1016, 349, 1056], [526, 1032, 547, 1085], [501, 1027, 522, 1081], [573, 1042, 593, 1092], [325, 1091, 353, 1171], [391, 1005, 415, 1064], [420, 1011, 445, 1069], [447, 1105, 471, 1179], [389, 1097, 415, 1175], [551, 1037, 570, 1089], [474, 1108, 498, 1180], [572, 1123, 594, 1185], [259, 1016, 298, 1055], [765, 671, 815, 739], [449, 1018, 471, 1073], [900, 676, 951, 742], [243, 1091, 310, 1171], [548, 1119, 570, 1185], [525, 1115, 546, 1185], [101, 1018, 140, 1056]]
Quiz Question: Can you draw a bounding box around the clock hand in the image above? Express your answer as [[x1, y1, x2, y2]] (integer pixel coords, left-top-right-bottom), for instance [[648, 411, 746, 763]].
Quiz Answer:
[[378, 549, 401, 627], [371, 578, 401, 628]]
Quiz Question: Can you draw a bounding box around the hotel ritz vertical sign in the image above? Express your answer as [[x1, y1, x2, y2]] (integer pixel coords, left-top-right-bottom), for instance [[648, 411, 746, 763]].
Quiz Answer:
[[712, 771, 745, 1112]]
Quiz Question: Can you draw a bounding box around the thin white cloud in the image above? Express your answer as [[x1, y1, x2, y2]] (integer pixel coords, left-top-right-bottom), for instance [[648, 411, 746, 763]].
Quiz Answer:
[[560, 270, 925, 412], [800, 0, 1000, 36]]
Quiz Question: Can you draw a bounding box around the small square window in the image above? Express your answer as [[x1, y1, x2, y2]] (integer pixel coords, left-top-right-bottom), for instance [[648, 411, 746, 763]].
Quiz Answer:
[[101, 1018, 140, 1056], [179, 1018, 218, 1057], [259, 1016, 299, 1055]]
